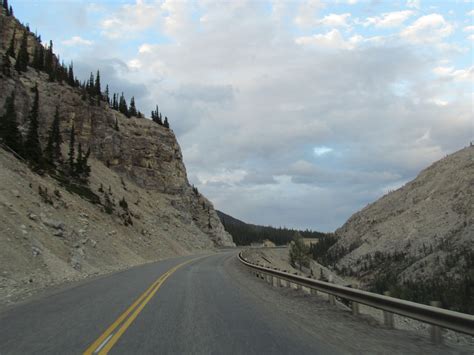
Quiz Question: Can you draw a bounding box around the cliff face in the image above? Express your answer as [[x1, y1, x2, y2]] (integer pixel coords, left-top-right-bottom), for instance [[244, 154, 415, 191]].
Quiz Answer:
[[0, 10, 233, 307], [328, 147, 473, 310]]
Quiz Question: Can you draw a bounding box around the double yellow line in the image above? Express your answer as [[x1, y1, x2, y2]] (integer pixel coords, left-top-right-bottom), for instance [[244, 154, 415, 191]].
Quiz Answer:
[[83, 256, 205, 355]]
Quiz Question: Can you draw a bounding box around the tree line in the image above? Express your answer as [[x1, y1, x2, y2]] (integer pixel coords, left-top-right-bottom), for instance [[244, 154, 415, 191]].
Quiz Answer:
[[0, 85, 91, 185], [217, 210, 328, 246], [1, 3, 172, 128]]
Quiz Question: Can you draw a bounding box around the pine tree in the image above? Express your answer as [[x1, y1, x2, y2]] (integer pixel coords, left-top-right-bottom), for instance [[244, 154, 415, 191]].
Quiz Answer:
[[6, 29, 15, 58], [24, 84, 43, 166], [105, 85, 110, 105], [45, 107, 62, 167], [75, 142, 83, 176], [0, 92, 23, 156], [15, 31, 29, 72], [118, 93, 128, 117], [2, 53, 11, 76], [94, 70, 101, 99], [44, 40, 53, 75], [67, 62, 75, 86], [8, 5, 12, 16], [114, 118, 119, 131], [129, 96, 137, 117], [3, 0, 9, 15], [163, 116, 169, 128], [68, 123, 75, 176], [112, 93, 117, 110], [32, 44, 44, 70]]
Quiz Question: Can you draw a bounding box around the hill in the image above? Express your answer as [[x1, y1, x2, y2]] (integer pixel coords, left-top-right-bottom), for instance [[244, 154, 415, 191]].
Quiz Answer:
[[316, 146, 473, 313], [0, 6, 233, 307], [217, 210, 328, 245]]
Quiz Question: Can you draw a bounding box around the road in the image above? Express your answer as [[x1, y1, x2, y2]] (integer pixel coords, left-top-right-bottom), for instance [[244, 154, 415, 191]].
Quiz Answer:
[[0, 251, 337, 354]]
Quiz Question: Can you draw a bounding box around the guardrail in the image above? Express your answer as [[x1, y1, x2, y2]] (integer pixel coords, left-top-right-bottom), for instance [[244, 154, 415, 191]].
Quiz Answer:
[[238, 251, 474, 343]]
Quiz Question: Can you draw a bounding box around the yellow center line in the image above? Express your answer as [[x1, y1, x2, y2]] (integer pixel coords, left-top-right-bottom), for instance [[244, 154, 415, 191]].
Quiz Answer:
[[83, 256, 208, 355]]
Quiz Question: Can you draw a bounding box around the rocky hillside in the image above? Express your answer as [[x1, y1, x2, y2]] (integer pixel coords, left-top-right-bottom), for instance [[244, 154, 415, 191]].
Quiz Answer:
[[0, 8, 233, 308], [327, 146, 473, 312]]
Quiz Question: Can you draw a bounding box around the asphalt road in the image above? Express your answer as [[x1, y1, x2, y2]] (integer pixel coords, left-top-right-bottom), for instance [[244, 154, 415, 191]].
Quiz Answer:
[[0, 251, 337, 355]]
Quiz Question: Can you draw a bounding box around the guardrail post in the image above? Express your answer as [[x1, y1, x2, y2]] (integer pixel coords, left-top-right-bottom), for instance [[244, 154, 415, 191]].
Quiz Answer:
[[278, 278, 283, 287], [351, 283, 359, 315], [383, 291, 394, 328], [351, 301, 359, 315], [272, 276, 278, 287], [329, 294, 336, 305], [310, 288, 317, 296], [430, 301, 443, 345]]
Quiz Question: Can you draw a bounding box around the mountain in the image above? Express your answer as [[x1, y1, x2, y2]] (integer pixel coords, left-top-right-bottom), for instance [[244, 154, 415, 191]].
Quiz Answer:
[[325, 146, 473, 313], [0, 8, 233, 307], [217, 210, 328, 245]]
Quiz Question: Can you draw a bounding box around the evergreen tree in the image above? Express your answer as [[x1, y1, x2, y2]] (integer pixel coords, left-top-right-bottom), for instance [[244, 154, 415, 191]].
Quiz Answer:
[[32, 44, 45, 70], [118, 93, 128, 117], [2, 53, 11, 76], [0, 92, 23, 156], [75, 142, 83, 176], [129, 96, 137, 117], [114, 118, 119, 131], [112, 93, 118, 110], [163, 116, 169, 128], [45, 107, 62, 167], [6, 29, 15, 58], [15, 31, 29, 72], [67, 62, 75, 86], [289, 233, 310, 270], [68, 123, 75, 176], [94, 70, 101, 100], [24, 84, 43, 166], [3, 0, 9, 15], [44, 40, 53, 75], [8, 4, 12, 16], [105, 85, 110, 105]]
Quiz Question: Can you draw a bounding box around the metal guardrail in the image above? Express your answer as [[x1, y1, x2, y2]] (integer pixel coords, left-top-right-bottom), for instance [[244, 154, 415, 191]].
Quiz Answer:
[[238, 251, 474, 341]]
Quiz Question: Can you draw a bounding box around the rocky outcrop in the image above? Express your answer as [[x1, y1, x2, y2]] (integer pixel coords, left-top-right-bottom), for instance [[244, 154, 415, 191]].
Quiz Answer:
[[327, 147, 473, 312], [0, 9, 234, 308]]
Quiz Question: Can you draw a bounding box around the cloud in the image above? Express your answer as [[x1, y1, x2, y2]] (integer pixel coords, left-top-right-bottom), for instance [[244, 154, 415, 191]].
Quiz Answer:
[[317, 13, 351, 27], [406, 0, 421, 9], [54, 0, 471, 232], [467, 10, 474, 16], [295, 29, 362, 49], [61, 36, 93, 46], [401, 14, 453, 44], [433, 66, 474, 82], [463, 25, 474, 32], [313, 146, 333, 156], [364, 10, 414, 28], [294, 0, 326, 27], [100, 0, 162, 39]]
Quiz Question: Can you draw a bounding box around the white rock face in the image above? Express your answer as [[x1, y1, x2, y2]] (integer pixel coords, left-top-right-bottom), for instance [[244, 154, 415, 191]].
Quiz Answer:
[[331, 146, 473, 284]]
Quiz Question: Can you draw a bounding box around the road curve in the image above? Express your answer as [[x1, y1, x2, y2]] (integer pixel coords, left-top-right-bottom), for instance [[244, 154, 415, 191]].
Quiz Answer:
[[0, 251, 337, 354]]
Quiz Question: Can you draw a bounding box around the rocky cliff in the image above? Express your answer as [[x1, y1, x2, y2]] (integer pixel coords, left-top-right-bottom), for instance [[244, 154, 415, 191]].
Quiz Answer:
[[0, 9, 233, 308], [328, 146, 473, 312]]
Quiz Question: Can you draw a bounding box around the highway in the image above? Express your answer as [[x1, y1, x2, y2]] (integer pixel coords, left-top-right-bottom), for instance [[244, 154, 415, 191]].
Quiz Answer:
[[0, 251, 337, 354]]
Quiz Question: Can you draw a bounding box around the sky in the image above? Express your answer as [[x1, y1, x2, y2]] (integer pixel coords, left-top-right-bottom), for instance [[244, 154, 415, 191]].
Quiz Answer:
[[11, 0, 474, 232]]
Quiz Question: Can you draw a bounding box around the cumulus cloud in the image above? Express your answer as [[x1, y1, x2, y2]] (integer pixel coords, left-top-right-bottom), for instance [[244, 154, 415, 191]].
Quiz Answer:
[[62, 36, 93, 46], [100, 0, 162, 39], [364, 10, 414, 28], [295, 29, 362, 49], [401, 14, 453, 44], [58, 1, 471, 231], [406, 0, 421, 9], [317, 13, 351, 27]]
